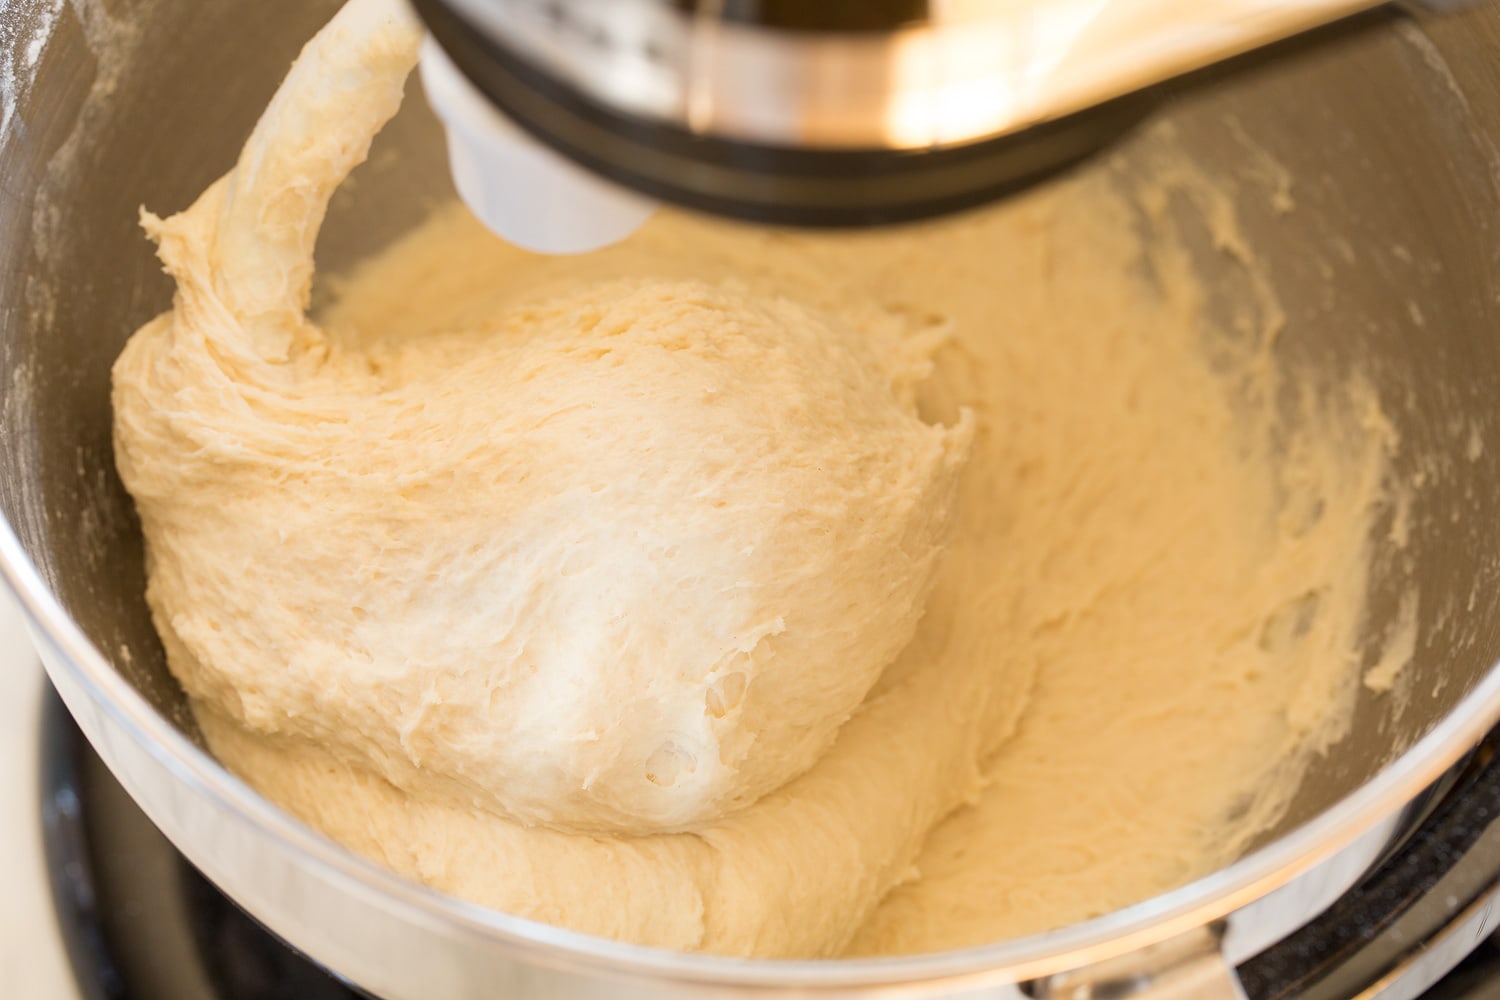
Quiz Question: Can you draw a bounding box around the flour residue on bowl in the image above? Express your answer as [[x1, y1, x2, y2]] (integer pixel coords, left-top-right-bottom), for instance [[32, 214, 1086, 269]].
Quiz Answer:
[[0, 0, 62, 138]]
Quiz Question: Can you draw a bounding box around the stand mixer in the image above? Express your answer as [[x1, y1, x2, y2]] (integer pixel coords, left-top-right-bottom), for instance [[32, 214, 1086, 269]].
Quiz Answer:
[[411, 0, 1476, 253]]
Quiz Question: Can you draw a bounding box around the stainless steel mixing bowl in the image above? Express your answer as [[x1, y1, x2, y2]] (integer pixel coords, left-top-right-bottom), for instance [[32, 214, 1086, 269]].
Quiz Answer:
[[4, 2, 1500, 997]]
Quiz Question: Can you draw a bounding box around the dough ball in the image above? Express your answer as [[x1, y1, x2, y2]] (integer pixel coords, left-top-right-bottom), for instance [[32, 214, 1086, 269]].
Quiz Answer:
[[117, 274, 972, 835]]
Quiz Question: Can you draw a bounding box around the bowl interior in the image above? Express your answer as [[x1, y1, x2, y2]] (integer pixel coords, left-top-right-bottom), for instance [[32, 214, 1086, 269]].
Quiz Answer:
[[2, 0, 1500, 945]]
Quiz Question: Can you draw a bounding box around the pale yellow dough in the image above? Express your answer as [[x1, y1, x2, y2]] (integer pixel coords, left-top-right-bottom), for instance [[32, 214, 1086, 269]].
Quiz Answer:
[[113, 0, 1398, 957]]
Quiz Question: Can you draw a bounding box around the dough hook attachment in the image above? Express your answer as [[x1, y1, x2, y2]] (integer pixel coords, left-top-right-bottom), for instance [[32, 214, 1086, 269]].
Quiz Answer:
[[413, 0, 1485, 251]]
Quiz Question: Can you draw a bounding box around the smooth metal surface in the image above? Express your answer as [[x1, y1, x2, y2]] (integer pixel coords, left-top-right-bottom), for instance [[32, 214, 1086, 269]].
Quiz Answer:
[[1040, 927, 1248, 999], [411, 1, 1489, 227], [439, 0, 1398, 149], [411, 0, 1161, 227], [1357, 886, 1500, 1000], [1234, 740, 1500, 998], [1362, 875, 1500, 1000], [2, 1, 1500, 998]]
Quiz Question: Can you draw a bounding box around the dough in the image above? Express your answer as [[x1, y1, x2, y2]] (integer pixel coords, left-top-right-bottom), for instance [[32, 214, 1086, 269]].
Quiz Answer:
[[114, 0, 974, 836], [112, 0, 1401, 957]]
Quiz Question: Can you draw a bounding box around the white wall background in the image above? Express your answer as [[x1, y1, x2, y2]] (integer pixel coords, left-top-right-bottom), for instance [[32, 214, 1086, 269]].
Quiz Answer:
[[0, 589, 76, 998]]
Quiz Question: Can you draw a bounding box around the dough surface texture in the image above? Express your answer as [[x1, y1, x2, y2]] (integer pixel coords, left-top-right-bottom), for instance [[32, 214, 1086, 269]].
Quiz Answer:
[[113, 0, 1402, 958], [113, 0, 971, 838]]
